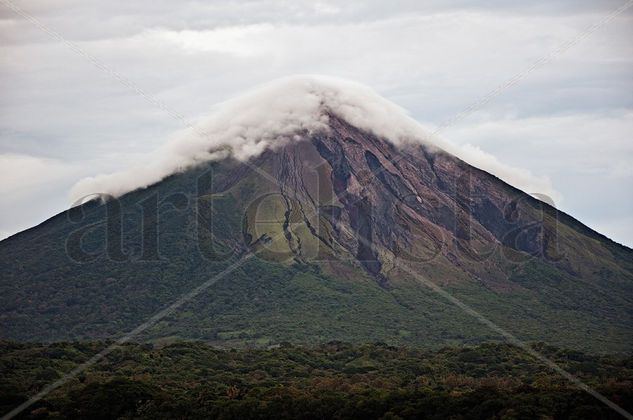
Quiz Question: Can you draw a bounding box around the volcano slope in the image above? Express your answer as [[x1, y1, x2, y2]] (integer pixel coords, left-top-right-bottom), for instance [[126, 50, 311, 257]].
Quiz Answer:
[[1, 105, 633, 353]]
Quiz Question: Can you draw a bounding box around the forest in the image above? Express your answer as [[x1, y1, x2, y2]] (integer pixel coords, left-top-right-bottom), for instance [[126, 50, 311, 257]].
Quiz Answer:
[[1, 341, 632, 419]]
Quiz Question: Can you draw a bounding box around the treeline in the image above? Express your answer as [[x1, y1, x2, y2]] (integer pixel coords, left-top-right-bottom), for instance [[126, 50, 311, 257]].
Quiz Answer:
[[1, 341, 632, 419]]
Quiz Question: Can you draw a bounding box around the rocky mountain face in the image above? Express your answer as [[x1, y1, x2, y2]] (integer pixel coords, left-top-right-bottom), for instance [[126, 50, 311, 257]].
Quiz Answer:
[[209, 115, 632, 290], [1, 116, 632, 351]]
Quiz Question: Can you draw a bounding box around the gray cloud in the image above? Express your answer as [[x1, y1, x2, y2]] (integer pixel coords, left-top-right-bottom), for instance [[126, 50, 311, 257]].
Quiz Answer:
[[0, 0, 631, 245]]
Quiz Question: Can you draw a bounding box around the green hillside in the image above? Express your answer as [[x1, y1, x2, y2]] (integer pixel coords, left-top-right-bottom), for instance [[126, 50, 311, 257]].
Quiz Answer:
[[1, 158, 632, 352]]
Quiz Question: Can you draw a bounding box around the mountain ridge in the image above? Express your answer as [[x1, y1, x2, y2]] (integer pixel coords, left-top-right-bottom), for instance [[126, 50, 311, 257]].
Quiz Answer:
[[1, 98, 632, 352], [70, 76, 557, 206]]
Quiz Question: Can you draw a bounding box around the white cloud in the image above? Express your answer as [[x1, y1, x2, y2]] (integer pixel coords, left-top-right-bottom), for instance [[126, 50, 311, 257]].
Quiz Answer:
[[70, 76, 560, 203], [443, 111, 633, 196], [0, 153, 87, 240], [141, 25, 276, 57], [0, 0, 631, 245], [0, 153, 78, 194], [442, 110, 633, 244]]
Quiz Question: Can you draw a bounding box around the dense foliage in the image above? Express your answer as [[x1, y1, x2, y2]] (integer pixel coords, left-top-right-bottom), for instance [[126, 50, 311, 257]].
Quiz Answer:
[[1, 341, 632, 419]]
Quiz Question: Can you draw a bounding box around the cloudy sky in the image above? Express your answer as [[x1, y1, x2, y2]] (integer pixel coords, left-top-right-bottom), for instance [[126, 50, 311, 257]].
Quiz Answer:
[[1, 0, 632, 246]]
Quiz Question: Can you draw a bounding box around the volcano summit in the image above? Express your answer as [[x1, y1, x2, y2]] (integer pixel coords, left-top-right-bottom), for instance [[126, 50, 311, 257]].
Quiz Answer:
[[1, 77, 631, 352]]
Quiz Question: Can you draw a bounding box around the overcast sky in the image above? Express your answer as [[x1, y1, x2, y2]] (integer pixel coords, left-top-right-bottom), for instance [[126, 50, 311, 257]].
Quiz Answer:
[[1, 0, 632, 246]]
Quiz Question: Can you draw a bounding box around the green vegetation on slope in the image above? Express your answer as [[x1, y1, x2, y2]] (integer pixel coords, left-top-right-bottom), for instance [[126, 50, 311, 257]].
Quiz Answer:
[[1, 162, 632, 352]]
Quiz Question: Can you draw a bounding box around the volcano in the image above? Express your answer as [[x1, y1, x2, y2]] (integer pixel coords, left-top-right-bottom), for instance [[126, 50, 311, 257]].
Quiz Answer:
[[1, 77, 632, 352]]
